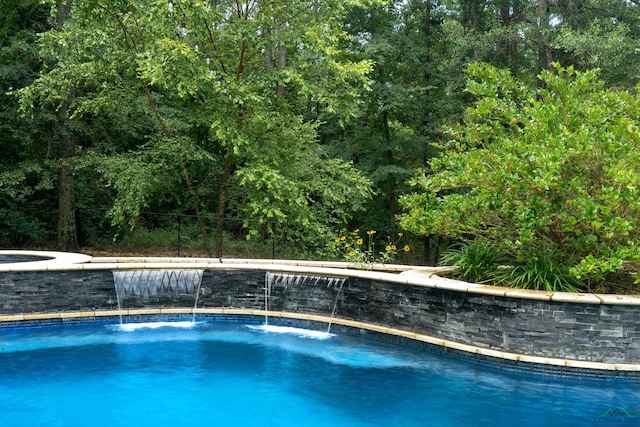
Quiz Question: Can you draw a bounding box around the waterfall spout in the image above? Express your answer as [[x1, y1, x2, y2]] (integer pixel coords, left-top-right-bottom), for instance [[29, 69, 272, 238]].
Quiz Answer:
[[264, 272, 346, 331], [112, 270, 204, 323], [327, 278, 346, 333]]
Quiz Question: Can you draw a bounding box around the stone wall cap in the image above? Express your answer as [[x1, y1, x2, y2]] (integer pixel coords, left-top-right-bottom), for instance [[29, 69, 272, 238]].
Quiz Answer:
[[550, 292, 603, 304], [0, 250, 92, 272], [3, 251, 640, 306]]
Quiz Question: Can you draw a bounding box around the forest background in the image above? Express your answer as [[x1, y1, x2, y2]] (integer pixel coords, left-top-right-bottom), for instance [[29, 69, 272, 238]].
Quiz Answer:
[[2, 0, 640, 292]]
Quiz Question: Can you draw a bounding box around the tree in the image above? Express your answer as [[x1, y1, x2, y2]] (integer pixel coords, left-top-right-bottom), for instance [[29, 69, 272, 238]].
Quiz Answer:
[[54, 0, 79, 251], [19, 0, 375, 256], [400, 63, 640, 287], [0, 0, 56, 246], [440, 0, 640, 88], [321, 1, 447, 230]]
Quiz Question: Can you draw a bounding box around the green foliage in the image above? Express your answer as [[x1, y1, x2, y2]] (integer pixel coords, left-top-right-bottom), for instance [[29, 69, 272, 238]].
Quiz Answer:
[[321, 1, 446, 236], [440, 240, 581, 292], [0, 0, 58, 247], [552, 21, 640, 85], [77, 133, 208, 233], [16, 0, 376, 252], [440, 241, 508, 284], [0, 207, 52, 245], [6, 0, 640, 257], [401, 63, 640, 288], [231, 115, 372, 250]]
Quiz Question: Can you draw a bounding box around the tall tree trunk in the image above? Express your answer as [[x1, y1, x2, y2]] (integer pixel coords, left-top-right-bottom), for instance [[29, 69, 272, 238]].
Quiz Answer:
[[215, 144, 234, 258], [499, 3, 518, 62], [56, 0, 79, 251], [275, 43, 287, 97], [56, 0, 72, 29], [57, 103, 79, 251], [382, 110, 396, 226], [537, 0, 554, 73], [566, 0, 578, 30], [462, 0, 481, 30], [214, 40, 248, 258]]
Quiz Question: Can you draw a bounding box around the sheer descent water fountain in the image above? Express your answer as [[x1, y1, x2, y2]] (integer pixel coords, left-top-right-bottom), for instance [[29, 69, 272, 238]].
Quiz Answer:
[[258, 272, 347, 338], [112, 269, 204, 324]]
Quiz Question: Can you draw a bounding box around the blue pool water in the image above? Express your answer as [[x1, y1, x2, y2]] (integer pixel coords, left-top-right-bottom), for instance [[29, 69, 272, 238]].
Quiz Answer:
[[0, 321, 638, 427]]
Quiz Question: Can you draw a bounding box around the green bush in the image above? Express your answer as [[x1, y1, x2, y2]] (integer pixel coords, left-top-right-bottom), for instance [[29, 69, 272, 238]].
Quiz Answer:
[[441, 241, 582, 292], [401, 63, 640, 289]]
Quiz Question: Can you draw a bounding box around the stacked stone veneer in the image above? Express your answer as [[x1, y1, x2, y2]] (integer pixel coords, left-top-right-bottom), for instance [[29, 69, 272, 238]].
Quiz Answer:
[[342, 278, 639, 364], [0, 268, 638, 364]]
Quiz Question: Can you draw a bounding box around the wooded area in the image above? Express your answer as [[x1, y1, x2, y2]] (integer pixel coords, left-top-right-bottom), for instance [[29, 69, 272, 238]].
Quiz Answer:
[[2, 1, 640, 288]]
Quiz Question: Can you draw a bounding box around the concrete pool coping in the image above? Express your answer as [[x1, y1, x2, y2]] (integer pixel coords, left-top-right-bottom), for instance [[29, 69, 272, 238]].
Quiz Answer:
[[2, 250, 640, 375]]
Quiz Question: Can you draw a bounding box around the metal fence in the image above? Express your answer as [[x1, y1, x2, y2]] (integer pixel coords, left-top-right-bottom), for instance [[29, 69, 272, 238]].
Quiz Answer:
[[77, 207, 444, 265]]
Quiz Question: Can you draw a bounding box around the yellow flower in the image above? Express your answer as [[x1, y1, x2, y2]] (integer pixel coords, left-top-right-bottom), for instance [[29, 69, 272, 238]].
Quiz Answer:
[[367, 230, 376, 235], [403, 245, 410, 252], [349, 251, 355, 257], [353, 229, 360, 233], [334, 237, 341, 243], [356, 238, 363, 245], [385, 245, 392, 251], [344, 243, 351, 248], [398, 232, 403, 237], [339, 236, 346, 241]]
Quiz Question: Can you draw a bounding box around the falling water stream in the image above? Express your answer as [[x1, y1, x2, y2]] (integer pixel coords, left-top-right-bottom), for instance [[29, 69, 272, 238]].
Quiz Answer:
[[111, 270, 344, 336], [326, 277, 346, 333], [112, 270, 204, 324], [263, 272, 346, 335]]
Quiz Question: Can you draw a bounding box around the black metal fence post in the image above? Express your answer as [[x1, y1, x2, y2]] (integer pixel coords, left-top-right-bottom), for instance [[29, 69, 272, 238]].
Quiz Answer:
[[177, 215, 182, 257], [271, 219, 276, 259]]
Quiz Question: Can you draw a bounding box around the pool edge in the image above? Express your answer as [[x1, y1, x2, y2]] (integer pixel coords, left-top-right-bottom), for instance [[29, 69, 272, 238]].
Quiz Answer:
[[2, 309, 639, 379]]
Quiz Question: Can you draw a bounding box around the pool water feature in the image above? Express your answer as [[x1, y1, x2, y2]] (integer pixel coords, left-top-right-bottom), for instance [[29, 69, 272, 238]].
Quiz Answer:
[[0, 321, 637, 427], [264, 272, 347, 331], [112, 269, 204, 322]]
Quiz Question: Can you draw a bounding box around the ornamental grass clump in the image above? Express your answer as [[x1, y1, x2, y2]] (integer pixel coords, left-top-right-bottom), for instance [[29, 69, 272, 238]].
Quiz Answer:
[[494, 246, 581, 293], [440, 241, 508, 284], [440, 240, 582, 292]]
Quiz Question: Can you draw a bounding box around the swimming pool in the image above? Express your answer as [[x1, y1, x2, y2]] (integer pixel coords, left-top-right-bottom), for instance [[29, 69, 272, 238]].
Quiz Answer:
[[0, 320, 637, 427]]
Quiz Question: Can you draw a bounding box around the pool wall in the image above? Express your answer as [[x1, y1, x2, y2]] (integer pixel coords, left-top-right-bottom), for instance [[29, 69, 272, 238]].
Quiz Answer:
[[1, 251, 639, 374]]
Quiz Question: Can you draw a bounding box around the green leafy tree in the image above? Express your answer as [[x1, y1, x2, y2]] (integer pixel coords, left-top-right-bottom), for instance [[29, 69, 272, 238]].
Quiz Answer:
[[321, 1, 446, 233], [19, 0, 375, 256], [400, 63, 640, 288], [442, 0, 640, 88], [0, 0, 57, 246]]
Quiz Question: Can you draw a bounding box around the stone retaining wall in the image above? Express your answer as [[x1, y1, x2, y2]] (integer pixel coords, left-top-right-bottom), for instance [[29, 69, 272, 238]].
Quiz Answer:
[[340, 278, 639, 364]]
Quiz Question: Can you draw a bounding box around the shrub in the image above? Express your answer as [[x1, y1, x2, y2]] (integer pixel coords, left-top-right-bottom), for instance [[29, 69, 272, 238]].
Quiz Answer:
[[401, 63, 640, 287]]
